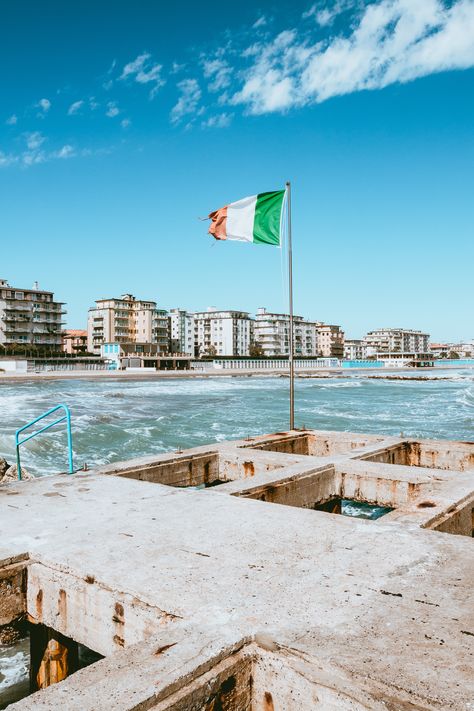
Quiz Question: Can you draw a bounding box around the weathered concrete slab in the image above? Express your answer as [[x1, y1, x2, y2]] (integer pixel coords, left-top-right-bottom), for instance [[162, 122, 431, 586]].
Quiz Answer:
[[0, 429, 473, 709]]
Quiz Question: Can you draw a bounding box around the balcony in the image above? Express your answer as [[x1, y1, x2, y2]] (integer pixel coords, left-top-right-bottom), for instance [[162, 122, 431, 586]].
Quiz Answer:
[[3, 325, 30, 333]]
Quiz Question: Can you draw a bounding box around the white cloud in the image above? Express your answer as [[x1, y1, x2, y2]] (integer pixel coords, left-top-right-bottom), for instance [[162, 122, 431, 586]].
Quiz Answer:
[[106, 101, 120, 118], [121, 118, 131, 128], [121, 52, 164, 97], [67, 100, 84, 115], [6, 114, 17, 125], [171, 79, 202, 123], [22, 151, 46, 166], [303, 1, 347, 26], [253, 15, 267, 29], [54, 145, 75, 159], [203, 58, 233, 92], [0, 151, 17, 167], [171, 62, 185, 74], [25, 132, 46, 150], [201, 113, 233, 129], [232, 0, 474, 114], [36, 98, 51, 116]]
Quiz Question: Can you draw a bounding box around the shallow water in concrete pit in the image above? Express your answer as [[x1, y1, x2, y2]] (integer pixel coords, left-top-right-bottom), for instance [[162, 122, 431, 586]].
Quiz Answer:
[[0, 369, 472, 475]]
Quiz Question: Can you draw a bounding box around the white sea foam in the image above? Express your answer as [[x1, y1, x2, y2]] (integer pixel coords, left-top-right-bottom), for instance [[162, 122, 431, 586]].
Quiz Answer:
[[0, 647, 28, 691]]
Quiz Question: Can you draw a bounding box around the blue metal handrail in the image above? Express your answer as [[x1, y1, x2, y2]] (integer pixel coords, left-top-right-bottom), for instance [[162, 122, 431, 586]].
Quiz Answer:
[[15, 404, 73, 480]]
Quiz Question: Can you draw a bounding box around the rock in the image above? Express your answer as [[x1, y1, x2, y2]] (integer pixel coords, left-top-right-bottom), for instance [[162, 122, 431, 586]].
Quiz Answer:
[[0, 457, 9, 477], [0, 625, 21, 645], [0, 464, 34, 484]]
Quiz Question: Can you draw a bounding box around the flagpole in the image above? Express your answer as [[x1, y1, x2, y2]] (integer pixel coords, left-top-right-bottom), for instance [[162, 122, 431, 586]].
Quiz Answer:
[[286, 181, 295, 430]]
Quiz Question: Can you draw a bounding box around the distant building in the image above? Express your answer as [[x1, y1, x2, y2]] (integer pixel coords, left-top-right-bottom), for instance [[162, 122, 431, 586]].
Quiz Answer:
[[429, 343, 451, 358], [169, 309, 195, 355], [254, 307, 321, 357], [61, 329, 88, 354], [87, 294, 168, 355], [317, 324, 345, 358], [363, 328, 430, 356], [101, 342, 192, 370], [194, 308, 253, 357], [0, 278, 65, 350], [344, 339, 366, 360]]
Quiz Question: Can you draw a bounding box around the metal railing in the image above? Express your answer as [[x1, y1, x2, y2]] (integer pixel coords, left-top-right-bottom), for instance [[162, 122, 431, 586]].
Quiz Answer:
[[15, 404, 73, 480]]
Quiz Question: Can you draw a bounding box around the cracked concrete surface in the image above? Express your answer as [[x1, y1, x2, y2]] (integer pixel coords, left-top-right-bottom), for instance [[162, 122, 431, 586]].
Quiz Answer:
[[0, 429, 473, 709]]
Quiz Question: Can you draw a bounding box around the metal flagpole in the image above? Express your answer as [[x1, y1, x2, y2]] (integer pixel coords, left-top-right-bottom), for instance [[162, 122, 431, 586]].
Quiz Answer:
[[286, 181, 295, 430]]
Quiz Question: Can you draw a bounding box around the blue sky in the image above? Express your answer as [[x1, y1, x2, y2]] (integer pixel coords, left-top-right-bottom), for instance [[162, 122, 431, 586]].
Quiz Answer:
[[1, 0, 473, 341]]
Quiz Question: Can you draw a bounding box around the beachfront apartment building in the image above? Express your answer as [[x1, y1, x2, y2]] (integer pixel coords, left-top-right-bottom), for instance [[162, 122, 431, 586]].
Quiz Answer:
[[0, 278, 65, 351], [194, 308, 253, 357], [254, 307, 322, 357], [344, 339, 366, 360], [61, 329, 88, 354], [169, 308, 195, 355], [317, 324, 345, 358], [363, 328, 430, 355], [87, 294, 168, 355]]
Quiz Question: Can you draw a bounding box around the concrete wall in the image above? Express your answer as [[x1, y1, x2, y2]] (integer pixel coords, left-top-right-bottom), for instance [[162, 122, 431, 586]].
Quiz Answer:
[[0, 359, 28, 373], [360, 441, 474, 472]]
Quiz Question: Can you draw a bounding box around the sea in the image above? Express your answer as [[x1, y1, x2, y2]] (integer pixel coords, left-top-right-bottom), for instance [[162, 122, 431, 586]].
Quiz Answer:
[[0, 368, 473, 476]]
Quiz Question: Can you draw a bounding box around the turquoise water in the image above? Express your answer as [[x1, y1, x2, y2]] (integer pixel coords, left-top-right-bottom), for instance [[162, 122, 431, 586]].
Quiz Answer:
[[0, 369, 473, 476]]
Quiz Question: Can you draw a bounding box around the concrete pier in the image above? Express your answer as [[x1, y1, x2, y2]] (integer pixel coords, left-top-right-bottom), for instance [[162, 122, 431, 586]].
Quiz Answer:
[[0, 429, 473, 709]]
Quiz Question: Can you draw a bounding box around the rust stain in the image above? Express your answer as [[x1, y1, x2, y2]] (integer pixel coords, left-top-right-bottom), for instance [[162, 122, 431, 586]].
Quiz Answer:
[[58, 589, 67, 621], [84, 575, 95, 584], [417, 501, 436, 508], [113, 634, 125, 647], [264, 691, 275, 711], [35, 588, 43, 620], [154, 642, 177, 655], [243, 461, 255, 478], [113, 601, 125, 626]]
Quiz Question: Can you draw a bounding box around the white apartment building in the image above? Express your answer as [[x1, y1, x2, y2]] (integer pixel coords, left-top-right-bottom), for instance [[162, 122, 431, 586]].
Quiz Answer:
[[254, 308, 322, 357], [169, 308, 195, 355], [344, 339, 366, 360], [317, 324, 345, 358], [0, 278, 65, 350], [87, 294, 168, 355], [364, 328, 430, 356], [194, 308, 253, 357]]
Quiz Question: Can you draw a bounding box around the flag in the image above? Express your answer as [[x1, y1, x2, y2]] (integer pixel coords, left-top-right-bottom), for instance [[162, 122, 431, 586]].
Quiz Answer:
[[208, 190, 285, 246]]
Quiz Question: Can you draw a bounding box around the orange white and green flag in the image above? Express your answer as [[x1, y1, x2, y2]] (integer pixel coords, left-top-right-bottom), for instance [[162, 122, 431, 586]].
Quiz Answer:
[[208, 190, 285, 246]]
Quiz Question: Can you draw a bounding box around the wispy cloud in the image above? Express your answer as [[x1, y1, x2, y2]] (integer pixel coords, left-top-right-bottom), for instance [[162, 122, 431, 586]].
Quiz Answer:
[[120, 52, 165, 98], [0, 134, 78, 168], [253, 15, 267, 29], [0, 151, 17, 167], [203, 57, 233, 92], [106, 101, 120, 118], [171, 79, 202, 124], [232, 0, 474, 114], [54, 144, 75, 159], [5, 114, 17, 125], [25, 131, 46, 150], [302, 1, 348, 26], [201, 112, 233, 129], [120, 118, 131, 128], [67, 100, 84, 115], [36, 98, 51, 117]]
